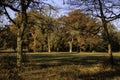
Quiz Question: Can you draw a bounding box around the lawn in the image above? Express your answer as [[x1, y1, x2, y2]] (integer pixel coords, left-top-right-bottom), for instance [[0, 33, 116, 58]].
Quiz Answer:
[[0, 52, 120, 80]]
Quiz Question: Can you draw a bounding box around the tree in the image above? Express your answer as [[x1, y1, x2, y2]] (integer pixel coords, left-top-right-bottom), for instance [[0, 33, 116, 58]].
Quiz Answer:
[[24, 11, 45, 52], [59, 10, 100, 52], [0, 25, 17, 51], [68, 0, 120, 65], [0, 0, 29, 66], [40, 5, 57, 53], [0, 0, 52, 66], [101, 23, 120, 52]]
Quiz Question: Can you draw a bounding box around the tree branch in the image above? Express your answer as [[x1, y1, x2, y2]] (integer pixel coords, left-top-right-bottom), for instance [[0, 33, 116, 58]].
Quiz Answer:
[[4, 6, 18, 27], [1, 2, 20, 12], [106, 14, 120, 22]]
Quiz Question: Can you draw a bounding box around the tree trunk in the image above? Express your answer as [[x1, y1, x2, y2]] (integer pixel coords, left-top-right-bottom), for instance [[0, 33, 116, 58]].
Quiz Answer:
[[108, 43, 114, 65], [17, 0, 27, 67], [79, 47, 81, 53], [69, 41, 72, 53], [103, 22, 114, 65], [48, 33, 51, 53], [17, 29, 22, 67], [98, 0, 114, 65], [69, 37, 73, 53]]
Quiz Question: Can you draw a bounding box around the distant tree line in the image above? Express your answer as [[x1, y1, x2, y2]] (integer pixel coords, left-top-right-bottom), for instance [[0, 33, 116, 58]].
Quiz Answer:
[[0, 10, 120, 52]]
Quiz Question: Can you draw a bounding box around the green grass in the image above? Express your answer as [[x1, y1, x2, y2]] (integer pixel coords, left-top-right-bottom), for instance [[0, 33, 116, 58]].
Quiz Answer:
[[0, 52, 120, 80]]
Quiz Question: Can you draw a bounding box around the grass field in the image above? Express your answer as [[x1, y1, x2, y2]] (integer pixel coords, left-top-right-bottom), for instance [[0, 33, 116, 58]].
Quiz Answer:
[[0, 52, 120, 80]]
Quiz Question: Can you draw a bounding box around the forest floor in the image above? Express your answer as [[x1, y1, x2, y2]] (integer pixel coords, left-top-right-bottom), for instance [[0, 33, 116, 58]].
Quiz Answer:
[[0, 52, 120, 80]]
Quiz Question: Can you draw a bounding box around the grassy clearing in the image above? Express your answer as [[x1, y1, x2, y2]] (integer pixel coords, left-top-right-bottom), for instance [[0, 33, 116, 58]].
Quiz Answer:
[[0, 52, 120, 80]]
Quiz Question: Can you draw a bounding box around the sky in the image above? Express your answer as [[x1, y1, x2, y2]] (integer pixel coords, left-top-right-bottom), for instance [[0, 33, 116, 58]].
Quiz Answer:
[[7, 0, 67, 18], [3, 0, 120, 30]]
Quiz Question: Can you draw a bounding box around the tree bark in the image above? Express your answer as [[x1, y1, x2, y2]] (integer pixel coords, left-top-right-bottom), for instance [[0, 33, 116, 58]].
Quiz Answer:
[[98, 0, 114, 65], [69, 41, 72, 53], [108, 43, 114, 64], [103, 22, 114, 65], [48, 33, 51, 53], [69, 37, 73, 53], [17, 0, 27, 67], [17, 29, 22, 67]]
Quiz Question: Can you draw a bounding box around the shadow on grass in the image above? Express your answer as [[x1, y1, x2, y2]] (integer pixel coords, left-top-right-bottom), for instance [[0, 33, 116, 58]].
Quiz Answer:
[[1, 53, 120, 79], [24, 53, 120, 79], [0, 55, 24, 80], [27, 53, 120, 68]]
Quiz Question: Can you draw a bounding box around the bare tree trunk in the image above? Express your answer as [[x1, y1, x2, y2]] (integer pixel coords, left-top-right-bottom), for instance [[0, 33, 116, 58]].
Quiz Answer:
[[17, 0, 27, 67], [69, 37, 73, 53], [17, 23, 25, 66], [108, 43, 114, 64], [69, 41, 72, 53], [103, 22, 114, 65], [98, 0, 114, 65], [48, 33, 51, 53], [17, 29, 22, 67], [79, 46, 81, 53]]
